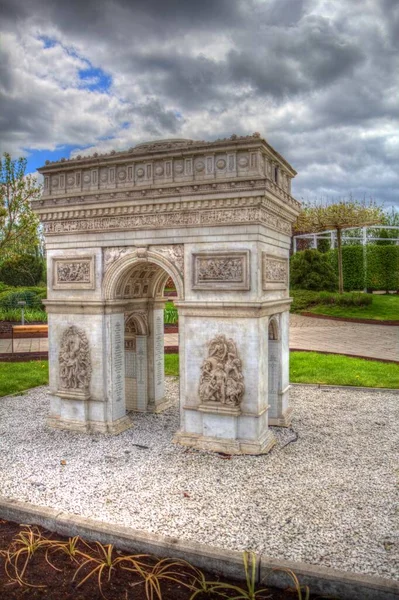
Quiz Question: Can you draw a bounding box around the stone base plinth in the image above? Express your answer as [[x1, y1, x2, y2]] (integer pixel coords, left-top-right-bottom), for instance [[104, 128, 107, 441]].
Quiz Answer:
[[198, 403, 241, 416], [173, 428, 276, 455], [56, 389, 91, 401], [152, 396, 176, 413], [269, 406, 293, 428], [47, 414, 133, 435]]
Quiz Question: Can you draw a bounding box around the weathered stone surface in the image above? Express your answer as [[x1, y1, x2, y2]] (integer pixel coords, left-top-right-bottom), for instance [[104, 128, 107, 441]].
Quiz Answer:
[[34, 134, 300, 452]]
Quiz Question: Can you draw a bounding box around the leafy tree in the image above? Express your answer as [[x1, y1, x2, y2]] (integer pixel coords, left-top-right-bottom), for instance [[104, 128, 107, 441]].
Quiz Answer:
[[0, 153, 42, 260], [290, 249, 338, 291], [294, 197, 383, 293], [374, 207, 399, 246]]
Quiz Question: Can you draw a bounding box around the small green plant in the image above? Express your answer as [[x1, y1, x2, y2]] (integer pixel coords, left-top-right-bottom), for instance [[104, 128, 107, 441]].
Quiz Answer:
[[272, 568, 310, 600], [0, 307, 47, 322], [123, 557, 194, 600], [73, 542, 137, 598], [45, 535, 81, 571], [5, 525, 50, 587], [164, 303, 178, 324], [189, 551, 271, 600]]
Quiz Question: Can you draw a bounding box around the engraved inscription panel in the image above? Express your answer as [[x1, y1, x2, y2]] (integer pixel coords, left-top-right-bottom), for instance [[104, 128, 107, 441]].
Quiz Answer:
[[262, 253, 288, 290], [53, 257, 95, 290], [112, 319, 124, 402], [192, 251, 250, 291]]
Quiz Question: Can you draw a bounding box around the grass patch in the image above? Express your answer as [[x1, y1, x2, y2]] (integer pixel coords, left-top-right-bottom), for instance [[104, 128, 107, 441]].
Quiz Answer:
[[164, 352, 398, 388], [290, 351, 399, 388], [308, 293, 399, 321], [165, 353, 179, 376], [1, 351, 397, 398], [0, 361, 48, 396]]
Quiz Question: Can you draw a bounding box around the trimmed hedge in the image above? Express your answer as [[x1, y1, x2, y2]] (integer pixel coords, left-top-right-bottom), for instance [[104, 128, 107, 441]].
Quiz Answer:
[[326, 245, 399, 291], [292, 246, 399, 292], [327, 246, 365, 291], [365, 245, 399, 291]]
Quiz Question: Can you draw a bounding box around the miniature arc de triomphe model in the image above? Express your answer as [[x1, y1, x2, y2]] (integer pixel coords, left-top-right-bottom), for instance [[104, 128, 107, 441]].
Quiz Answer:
[[33, 133, 301, 455]]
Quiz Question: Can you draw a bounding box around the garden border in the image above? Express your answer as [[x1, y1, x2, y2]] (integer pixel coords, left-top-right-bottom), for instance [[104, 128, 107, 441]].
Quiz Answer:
[[0, 498, 397, 600], [301, 312, 399, 326]]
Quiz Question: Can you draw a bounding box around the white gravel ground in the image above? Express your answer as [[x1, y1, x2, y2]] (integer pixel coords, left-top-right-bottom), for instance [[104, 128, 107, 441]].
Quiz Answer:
[[0, 380, 398, 581]]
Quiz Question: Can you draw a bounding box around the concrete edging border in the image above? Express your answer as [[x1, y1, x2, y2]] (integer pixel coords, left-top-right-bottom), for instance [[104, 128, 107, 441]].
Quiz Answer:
[[290, 382, 399, 394], [0, 498, 397, 600]]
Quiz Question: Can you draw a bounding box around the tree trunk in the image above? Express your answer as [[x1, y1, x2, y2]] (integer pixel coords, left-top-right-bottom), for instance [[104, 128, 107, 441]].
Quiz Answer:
[[337, 227, 344, 293]]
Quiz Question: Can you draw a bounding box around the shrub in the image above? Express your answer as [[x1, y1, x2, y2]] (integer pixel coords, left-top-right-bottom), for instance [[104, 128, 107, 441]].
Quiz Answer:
[[0, 308, 47, 322], [164, 302, 178, 324], [290, 290, 322, 312], [290, 249, 338, 291], [317, 291, 372, 307], [317, 238, 330, 253], [0, 254, 44, 286], [0, 290, 43, 309]]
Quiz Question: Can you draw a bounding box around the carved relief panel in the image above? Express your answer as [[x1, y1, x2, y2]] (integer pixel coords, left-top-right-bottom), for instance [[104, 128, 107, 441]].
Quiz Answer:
[[199, 335, 244, 408], [58, 326, 92, 394], [53, 257, 95, 290], [262, 253, 288, 290], [192, 251, 250, 291]]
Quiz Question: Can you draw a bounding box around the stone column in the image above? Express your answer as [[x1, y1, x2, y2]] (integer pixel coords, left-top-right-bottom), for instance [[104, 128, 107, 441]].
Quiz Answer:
[[267, 311, 292, 427], [147, 300, 173, 412], [45, 301, 132, 434], [173, 304, 279, 454], [135, 335, 148, 411]]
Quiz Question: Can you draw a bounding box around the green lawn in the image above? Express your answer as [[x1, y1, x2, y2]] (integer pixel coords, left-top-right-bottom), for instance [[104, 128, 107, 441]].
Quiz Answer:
[[308, 293, 399, 321], [290, 290, 399, 321], [166, 352, 399, 389], [1, 351, 397, 398], [0, 361, 48, 396], [290, 351, 399, 388]]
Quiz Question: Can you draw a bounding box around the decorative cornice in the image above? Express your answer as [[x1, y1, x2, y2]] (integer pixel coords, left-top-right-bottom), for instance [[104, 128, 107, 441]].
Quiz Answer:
[[37, 133, 296, 175], [32, 176, 300, 213]]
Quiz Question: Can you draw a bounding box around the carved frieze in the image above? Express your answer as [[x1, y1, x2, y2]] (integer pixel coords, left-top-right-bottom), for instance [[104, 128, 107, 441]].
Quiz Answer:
[[151, 244, 184, 276], [42, 204, 291, 237], [199, 335, 244, 408], [58, 326, 92, 394], [53, 257, 95, 290], [262, 253, 288, 290], [192, 251, 250, 291]]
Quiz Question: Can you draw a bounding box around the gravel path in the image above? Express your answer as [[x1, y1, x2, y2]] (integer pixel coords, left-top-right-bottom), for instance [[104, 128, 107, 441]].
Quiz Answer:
[[0, 380, 398, 581]]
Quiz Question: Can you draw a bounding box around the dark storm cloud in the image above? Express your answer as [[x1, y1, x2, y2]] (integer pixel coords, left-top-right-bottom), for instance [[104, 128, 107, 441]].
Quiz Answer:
[[0, 0, 398, 207]]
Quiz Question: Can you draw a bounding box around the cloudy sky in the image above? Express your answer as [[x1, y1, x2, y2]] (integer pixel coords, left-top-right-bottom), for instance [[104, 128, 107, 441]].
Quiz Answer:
[[1, 0, 398, 208]]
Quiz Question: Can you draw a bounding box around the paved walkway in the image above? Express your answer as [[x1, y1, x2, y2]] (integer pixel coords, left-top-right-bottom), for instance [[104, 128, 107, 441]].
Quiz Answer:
[[289, 314, 398, 362], [0, 316, 397, 361]]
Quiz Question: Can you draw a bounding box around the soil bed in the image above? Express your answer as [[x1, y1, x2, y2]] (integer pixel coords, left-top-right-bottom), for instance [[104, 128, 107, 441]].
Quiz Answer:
[[0, 519, 313, 599]]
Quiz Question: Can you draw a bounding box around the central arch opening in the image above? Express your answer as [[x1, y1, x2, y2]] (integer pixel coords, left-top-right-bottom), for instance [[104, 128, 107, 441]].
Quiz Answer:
[[113, 259, 179, 414]]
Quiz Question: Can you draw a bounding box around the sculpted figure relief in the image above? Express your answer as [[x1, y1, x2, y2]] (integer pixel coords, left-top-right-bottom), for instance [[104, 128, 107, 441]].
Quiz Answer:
[[198, 257, 243, 282], [264, 258, 287, 283], [57, 261, 90, 283], [199, 335, 244, 407], [59, 326, 92, 392]]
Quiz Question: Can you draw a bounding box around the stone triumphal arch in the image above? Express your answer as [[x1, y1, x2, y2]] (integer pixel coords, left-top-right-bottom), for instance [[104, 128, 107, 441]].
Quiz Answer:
[[34, 134, 300, 454]]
